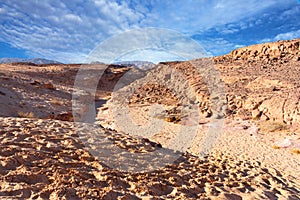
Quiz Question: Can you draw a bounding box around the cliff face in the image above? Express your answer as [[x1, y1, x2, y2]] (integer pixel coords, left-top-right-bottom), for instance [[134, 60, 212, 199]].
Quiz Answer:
[[215, 39, 300, 64]]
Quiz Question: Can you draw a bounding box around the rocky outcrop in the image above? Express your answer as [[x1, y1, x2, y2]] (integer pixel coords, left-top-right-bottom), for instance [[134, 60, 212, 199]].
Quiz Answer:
[[213, 39, 300, 127], [215, 39, 300, 64], [103, 38, 300, 127], [129, 83, 178, 106]]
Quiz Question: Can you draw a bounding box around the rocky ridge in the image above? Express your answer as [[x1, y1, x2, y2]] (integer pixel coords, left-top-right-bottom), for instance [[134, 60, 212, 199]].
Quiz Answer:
[[215, 39, 300, 64]]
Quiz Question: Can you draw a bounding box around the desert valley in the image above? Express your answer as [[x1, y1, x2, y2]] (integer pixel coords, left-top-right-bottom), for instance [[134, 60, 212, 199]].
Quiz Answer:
[[0, 39, 300, 199]]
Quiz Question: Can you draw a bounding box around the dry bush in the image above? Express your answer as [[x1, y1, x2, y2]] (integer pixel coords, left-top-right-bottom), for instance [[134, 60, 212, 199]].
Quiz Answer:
[[256, 121, 289, 133], [165, 116, 181, 123], [18, 111, 35, 118]]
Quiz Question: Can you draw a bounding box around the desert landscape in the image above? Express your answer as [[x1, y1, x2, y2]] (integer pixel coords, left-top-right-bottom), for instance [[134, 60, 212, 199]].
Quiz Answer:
[[0, 39, 300, 199]]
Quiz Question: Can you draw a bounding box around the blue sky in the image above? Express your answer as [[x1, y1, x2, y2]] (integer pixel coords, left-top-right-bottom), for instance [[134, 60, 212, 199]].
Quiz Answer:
[[0, 0, 299, 63]]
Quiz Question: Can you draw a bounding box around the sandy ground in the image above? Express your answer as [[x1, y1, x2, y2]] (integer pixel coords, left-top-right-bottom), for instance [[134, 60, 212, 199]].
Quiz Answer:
[[97, 101, 300, 179], [1, 117, 300, 199]]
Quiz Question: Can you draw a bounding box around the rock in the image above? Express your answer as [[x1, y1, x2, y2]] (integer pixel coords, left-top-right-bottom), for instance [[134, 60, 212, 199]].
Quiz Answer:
[[244, 98, 263, 111], [283, 92, 300, 124], [49, 112, 73, 122], [55, 112, 73, 122], [258, 95, 286, 122], [119, 194, 141, 200], [223, 193, 242, 200], [252, 110, 262, 119], [148, 182, 173, 196], [30, 80, 41, 85], [260, 113, 270, 121], [293, 56, 300, 61], [275, 138, 292, 148], [102, 190, 123, 200]]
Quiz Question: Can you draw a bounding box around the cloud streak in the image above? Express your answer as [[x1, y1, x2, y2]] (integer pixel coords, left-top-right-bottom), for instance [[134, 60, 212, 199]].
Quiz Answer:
[[274, 30, 300, 41]]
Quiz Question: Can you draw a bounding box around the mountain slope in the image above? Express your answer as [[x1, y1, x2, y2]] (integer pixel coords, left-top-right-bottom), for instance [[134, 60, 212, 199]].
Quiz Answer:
[[0, 58, 62, 64]]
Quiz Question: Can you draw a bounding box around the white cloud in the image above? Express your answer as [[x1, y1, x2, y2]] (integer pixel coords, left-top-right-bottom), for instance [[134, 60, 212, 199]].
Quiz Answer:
[[0, 0, 144, 62], [278, 6, 300, 20], [141, 0, 292, 33], [234, 44, 246, 49], [258, 30, 300, 43], [87, 28, 209, 64], [116, 50, 183, 64], [260, 29, 300, 44], [0, 7, 5, 14], [65, 14, 82, 23], [274, 30, 300, 41], [216, 26, 239, 34], [198, 38, 235, 56]]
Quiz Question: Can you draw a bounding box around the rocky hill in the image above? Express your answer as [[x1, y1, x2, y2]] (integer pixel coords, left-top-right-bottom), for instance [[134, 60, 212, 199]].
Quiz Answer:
[[118, 39, 300, 127], [215, 39, 300, 64]]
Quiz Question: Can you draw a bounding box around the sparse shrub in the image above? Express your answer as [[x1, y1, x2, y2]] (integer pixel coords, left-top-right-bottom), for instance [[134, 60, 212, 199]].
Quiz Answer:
[[18, 111, 35, 118], [165, 116, 181, 123], [165, 117, 174, 122], [257, 121, 289, 133]]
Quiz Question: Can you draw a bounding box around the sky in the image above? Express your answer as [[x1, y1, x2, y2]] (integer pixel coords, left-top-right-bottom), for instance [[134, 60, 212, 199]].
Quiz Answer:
[[0, 0, 299, 63]]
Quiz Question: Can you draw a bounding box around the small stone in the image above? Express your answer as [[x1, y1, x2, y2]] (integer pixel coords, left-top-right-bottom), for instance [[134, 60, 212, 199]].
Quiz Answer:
[[252, 110, 261, 119]]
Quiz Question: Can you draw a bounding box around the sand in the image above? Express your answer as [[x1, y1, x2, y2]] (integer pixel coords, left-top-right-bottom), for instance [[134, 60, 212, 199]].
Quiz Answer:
[[1, 117, 300, 199]]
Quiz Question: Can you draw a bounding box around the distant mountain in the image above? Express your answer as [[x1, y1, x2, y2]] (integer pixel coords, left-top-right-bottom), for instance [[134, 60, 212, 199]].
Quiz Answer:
[[90, 61, 105, 65], [0, 58, 62, 64], [113, 61, 156, 70]]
